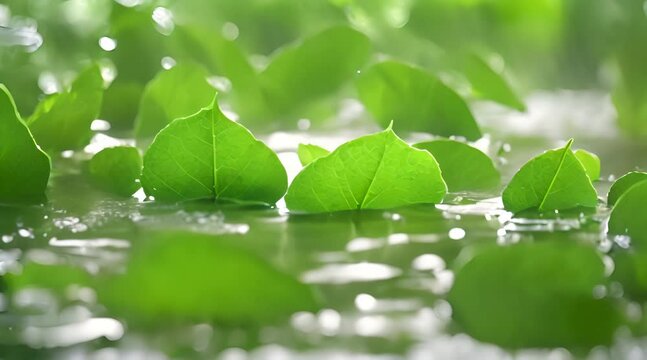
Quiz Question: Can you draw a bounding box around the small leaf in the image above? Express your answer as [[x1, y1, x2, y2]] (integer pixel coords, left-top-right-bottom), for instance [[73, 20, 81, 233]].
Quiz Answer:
[[608, 179, 647, 248], [502, 139, 597, 213], [462, 53, 525, 111], [98, 232, 319, 324], [89, 146, 142, 197], [574, 149, 601, 181], [297, 143, 330, 166], [141, 97, 287, 204], [449, 241, 621, 349], [607, 171, 647, 207], [134, 63, 217, 144], [356, 60, 481, 140], [259, 26, 371, 117], [0, 85, 51, 204], [285, 128, 447, 213], [414, 139, 499, 192], [28, 65, 104, 151]]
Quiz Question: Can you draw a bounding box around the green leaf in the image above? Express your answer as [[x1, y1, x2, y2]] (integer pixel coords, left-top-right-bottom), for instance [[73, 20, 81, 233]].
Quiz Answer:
[[608, 179, 647, 248], [98, 231, 319, 324], [502, 139, 598, 213], [89, 146, 142, 197], [285, 128, 447, 213], [462, 53, 525, 111], [259, 26, 371, 117], [449, 241, 621, 349], [134, 63, 217, 144], [574, 149, 601, 181], [297, 143, 330, 166], [0, 85, 51, 204], [356, 60, 481, 141], [414, 139, 499, 192], [607, 171, 647, 207], [28, 65, 104, 151], [141, 97, 287, 204]]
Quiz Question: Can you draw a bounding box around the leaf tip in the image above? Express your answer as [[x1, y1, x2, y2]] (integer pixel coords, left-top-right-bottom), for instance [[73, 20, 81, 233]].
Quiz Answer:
[[386, 120, 394, 131]]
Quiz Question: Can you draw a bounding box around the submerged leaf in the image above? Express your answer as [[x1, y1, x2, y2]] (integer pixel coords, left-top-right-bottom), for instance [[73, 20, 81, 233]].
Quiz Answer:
[[356, 61, 481, 140], [285, 128, 447, 213], [502, 139, 597, 213], [89, 146, 142, 197], [28, 65, 104, 151], [134, 63, 217, 143], [98, 232, 319, 324], [414, 139, 499, 192], [574, 149, 601, 181], [141, 97, 287, 204], [608, 179, 647, 248], [449, 241, 621, 349], [0, 85, 51, 203], [462, 53, 525, 111], [607, 171, 647, 207], [297, 143, 330, 166]]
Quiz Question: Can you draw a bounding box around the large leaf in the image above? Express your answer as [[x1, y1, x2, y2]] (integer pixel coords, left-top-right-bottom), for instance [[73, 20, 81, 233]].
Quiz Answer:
[[297, 143, 330, 166], [449, 241, 621, 349], [356, 60, 481, 140], [259, 26, 371, 117], [608, 179, 647, 248], [462, 53, 525, 111], [98, 231, 319, 324], [502, 139, 597, 213], [0, 85, 51, 203], [27, 65, 104, 151], [414, 139, 499, 192], [134, 63, 217, 143], [285, 127, 447, 213], [141, 98, 287, 204], [89, 146, 142, 197], [607, 171, 647, 207]]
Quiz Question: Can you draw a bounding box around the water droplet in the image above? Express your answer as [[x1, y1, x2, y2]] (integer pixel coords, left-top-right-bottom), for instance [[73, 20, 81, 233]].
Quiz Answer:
[[2, 235, 13, 243], [161, 56, 176, 70], [207, 76, 231, 92], [98, 36, 116, 51], [317, 309, 341, 336], [290, 311, 317, 333], [152, 7, 174, 36], [90, 119, 111, 131], [114, 0, 144, 7], [388, 233, 409, 245], [297, 118, 311, 131], [448, 227, 466, 240], [61, 150, 74, 158], [354, 293, 377, 312], [38, 72, 61, 94], [412, 253, 446, 272], [221, 22, 239, 41], [18, 228, 33, 238]]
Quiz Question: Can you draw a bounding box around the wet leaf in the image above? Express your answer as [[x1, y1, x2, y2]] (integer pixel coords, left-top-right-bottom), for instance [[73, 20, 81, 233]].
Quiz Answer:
[[297, 143, 330, 166], [607, 171, 647, 207], [134, 63, 217, 144], [414, 139, 499, 192], [28, 65, 104, 151], [356, 60, 481, 140], [141, 97, 287, 204], [98, 232, 319, 324], [285, 127, 447, 213], [449, 241, 621, 349], [0, 85, 50, 203], [574, 149, 601, 181], [89, 146, 142, 197], [462, 53, 525, 111], [502, 139, 597, 213], [608, 179, 647, 248]]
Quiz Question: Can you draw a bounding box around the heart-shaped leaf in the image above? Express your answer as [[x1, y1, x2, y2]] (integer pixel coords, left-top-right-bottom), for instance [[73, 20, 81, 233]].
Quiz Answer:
[[607, 171, 647, 207], [141, 97, 287, 204], [89, 146, 142, 197], [286, 127, 447, 213]]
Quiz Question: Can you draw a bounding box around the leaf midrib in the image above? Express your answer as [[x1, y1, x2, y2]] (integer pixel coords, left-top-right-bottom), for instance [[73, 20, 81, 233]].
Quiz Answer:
[[359, 133, 389, 209], [211, 107, 218, 199], [538, 139, 574, 211]]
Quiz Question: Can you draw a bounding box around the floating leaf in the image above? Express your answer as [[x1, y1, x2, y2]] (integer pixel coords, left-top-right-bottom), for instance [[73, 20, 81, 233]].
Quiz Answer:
[[285, 128, 447, 213], [356, 60, 481, 140], [134, 63, 217, 143], [449, 241, 621, 349], [414, 139, 499, 192], [260, 26, 371, 117], [28, 65, 104, 151], [297, 143, 330, 166], [574, 149, 601, 181], [462, 53, 525, 111], [607, 171, 647, 207], [608, 180, 647, 248], [502, 139, 597, 213], [0, 85, 51, 203], [141, 97, 287, 204], [98, 232, 319, 324], [89, 146, 142, 197]]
